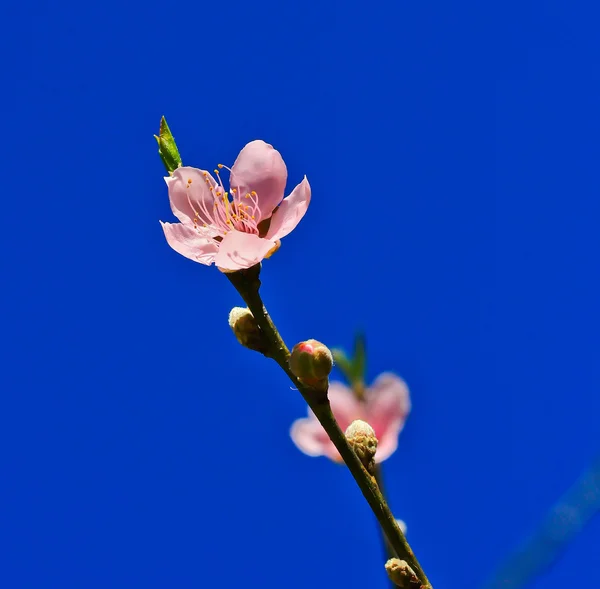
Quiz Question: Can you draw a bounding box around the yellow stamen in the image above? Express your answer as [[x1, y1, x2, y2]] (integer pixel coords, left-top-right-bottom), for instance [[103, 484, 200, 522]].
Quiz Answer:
[[222, 192, 232, 223]]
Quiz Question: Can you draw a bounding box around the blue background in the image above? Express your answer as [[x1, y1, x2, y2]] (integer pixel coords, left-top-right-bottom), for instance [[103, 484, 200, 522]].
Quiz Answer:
[[2, 0, 599, 587]]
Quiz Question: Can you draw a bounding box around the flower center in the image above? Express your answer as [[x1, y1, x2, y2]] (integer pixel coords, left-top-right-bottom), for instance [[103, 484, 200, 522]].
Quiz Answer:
[[185, 164, 263, 239]]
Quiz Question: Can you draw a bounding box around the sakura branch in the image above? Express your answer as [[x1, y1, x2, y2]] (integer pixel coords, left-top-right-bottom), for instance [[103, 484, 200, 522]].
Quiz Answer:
[[155, 117, 433, 589]]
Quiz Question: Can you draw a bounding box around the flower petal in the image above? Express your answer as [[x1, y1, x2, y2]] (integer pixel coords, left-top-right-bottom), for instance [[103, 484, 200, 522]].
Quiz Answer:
[[365, 373, 411, 462], [290, 417, 332, 457], [213, 230, 277, 271], [327, 381, 363, 432], [160, 221, 218, 265], [365, 373, 411, 421], [165, 167, 217, 225], [374, 421, 404, 462], [230, 140, 287, 221], [266, 177, 311, 241]]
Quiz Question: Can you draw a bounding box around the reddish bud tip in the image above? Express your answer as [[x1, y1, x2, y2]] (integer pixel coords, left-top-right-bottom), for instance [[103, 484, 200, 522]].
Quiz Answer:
[[289, 339, 333, 389]]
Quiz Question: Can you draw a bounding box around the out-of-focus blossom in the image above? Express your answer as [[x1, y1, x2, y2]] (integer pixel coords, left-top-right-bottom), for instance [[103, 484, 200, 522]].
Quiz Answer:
[[160, 140, 311, 271], [290, 373, 411, 463]]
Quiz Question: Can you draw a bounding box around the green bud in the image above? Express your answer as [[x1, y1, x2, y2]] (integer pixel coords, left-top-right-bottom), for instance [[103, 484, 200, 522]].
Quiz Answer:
[[154, 116, 182, 173]]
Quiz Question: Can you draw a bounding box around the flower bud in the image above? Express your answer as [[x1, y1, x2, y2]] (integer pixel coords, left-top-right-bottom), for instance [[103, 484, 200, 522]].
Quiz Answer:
[[228, 307, 268, 354], [385, 559, 420, 588], [289, 339, 333, 389], [345, 419, 378, 473]]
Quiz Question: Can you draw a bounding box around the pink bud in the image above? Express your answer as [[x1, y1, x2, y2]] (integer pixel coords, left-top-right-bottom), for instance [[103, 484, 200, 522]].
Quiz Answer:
[[289, 339, 333, 388]]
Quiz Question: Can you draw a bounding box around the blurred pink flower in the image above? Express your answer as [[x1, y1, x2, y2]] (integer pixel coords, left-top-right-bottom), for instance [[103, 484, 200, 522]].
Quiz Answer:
[[290, 373, 411, 463], [160, 140, 311, 271]]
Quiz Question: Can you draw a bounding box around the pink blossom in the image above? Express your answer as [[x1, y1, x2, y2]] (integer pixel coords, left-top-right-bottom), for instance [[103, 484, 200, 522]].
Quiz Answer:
[[290, 373, 411, 463], [160, 140, 311, 271]]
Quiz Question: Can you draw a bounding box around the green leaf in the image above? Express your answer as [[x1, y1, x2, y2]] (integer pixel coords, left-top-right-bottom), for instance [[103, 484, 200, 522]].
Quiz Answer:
[[155, 116, 182, 173], [331, 348, 354, 384], [351, 332, 367, 384]]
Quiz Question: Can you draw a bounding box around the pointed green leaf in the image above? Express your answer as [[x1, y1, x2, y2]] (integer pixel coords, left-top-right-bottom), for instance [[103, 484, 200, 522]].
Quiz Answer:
[[331, 348, 354, 385], [155, 116, 182, 173], [351, 332, 367, 383]]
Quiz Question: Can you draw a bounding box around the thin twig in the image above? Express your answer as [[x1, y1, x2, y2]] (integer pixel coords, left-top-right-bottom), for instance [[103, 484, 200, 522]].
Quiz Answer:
[[227, 266, 432, 589], [374, 464, 401, 589]]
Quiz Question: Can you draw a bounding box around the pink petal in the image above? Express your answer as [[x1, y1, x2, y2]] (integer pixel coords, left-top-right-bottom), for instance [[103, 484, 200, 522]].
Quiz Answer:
[[213, 230, 277, 271], [365, 373, 411, 462], [229, 140, 287, 221], [165, 167, 217, 225], [266, 177, 311, 241], [374, 421, 404, 462], [290, 417, 343, 463], [327, 381, 364, 432], [160, 222, 218, 265], [290, 417, 331, 457]]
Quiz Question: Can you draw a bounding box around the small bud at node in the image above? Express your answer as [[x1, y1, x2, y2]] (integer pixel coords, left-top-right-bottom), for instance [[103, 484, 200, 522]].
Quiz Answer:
[[345, 419, 378, 473], [385, 559, 420, 588], [289, 339, 333, 390], [396, 519, 407, 535], [228, 307, 268, 354]]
